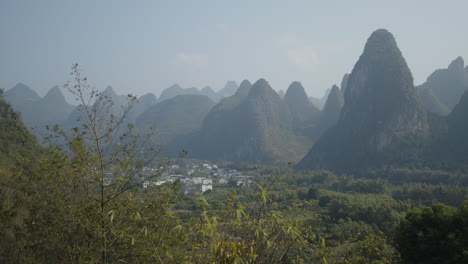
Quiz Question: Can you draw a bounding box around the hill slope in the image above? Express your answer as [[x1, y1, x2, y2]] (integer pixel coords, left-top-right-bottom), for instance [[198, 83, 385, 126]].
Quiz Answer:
[[0, 89, 39, 168], [192, 79, 312, 164], [135, 94, 215, 154], [284, 81, 321, 136]]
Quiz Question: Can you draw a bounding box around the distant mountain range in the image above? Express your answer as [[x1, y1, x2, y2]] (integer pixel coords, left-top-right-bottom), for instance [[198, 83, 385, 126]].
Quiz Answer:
[[158, 81, 239, 102], [3, 29, 468, 169], [4, 84, 74, 134]]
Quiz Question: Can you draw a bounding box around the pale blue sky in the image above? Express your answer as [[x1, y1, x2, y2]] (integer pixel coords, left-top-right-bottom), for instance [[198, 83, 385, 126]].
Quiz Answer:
[[1, 0, 467, 100]]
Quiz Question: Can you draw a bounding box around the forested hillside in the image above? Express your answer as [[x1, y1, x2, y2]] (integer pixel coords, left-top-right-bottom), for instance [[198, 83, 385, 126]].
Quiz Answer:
[[0, 89, 38, 168]]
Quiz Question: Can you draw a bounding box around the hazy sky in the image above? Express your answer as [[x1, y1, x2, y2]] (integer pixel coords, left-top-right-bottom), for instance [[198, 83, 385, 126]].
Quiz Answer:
[[1, 0, 467, 101]]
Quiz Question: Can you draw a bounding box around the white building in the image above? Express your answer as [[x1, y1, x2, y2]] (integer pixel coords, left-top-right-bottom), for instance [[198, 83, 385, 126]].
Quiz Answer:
[[201, 179, 213, 192]]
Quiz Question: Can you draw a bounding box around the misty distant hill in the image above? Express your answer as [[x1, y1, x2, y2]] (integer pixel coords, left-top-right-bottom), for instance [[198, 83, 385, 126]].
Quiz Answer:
[[135, 94, 215, 155], [61, 86, 157, 135], [4, 83, 41, 105], [190, 79, 313, 165], [417, 57, 468, 116], [283, 81, 321, 137], [216, 81, 239, 100], [277, 89, 285, 99], [309, 88, 331, 110], [315, 84, 344, 137], [4, 84, 74, 135], [158, 81, 239, 103]]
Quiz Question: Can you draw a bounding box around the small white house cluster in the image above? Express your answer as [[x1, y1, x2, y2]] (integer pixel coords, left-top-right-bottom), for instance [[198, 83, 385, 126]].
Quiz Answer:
[[216, 169, 253, 186], [141, 161, 255, 194]]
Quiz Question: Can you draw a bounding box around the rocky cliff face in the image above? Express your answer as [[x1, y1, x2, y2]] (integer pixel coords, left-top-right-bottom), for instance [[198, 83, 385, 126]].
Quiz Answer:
[[446, 90, 468, 162], [340, 73, 350, 93], [297, 29, 429, 170]]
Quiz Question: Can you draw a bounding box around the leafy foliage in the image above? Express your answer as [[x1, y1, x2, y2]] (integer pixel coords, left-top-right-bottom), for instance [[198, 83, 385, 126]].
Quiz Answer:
[[395, 202, 468, 264], [0, 89, 39, 168]]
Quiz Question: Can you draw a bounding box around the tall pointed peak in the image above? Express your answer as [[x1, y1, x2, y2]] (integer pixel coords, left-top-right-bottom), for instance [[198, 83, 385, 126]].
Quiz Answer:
[[43, 85, 66, 101], [9, 83, 38, 95], [286, 81, 305, 93], [5, 82, 41, 102], [345, 28, 413, 105], [360, 29, 403, 62], [298, 29, 427, 171], [284, 81, 309, 104], [252, 78, 268, 87], [235, 80, 252, 97], [223, 80, 238, 89], [45, 85, 61, 95], [248, 79, 282, 101], [323, 84, 343, 114], [289, 81, 303, 87], [103, 85, 116, 94], [101, 86, 121, 102], [448, 56, 464, 71], [249, 78, 271, 96], [238, 79, 251, 88], [317, 84, 344, 134], [217, 80, 239, 98], [364, 29, 397, 48]]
